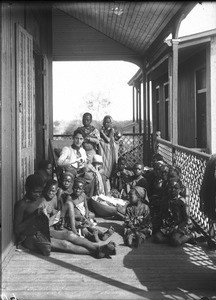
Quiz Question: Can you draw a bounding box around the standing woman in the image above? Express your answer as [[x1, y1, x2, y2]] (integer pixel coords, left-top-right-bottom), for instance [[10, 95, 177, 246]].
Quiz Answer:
[[99, 115, 120, 179], [77, 112, 100, 164]]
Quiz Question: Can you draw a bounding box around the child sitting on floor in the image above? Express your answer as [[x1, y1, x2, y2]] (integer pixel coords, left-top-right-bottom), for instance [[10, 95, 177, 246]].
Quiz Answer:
[[124, 186, 152, 248], [41, 179, 61, 228], [153, 178, 196, 246], [55, 171, 75, 230], [126, 162, 149, 192], [63, 177, 115, 242], [110, 157, 133, 199]]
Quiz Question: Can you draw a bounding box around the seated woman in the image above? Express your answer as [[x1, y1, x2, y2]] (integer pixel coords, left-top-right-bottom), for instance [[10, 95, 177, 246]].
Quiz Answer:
[[76, 112, 100, 164], [57, 129, 87, 178], [14, 174, 116, 259], [153, 178, 195, 246], [99, 115, 120, 179]]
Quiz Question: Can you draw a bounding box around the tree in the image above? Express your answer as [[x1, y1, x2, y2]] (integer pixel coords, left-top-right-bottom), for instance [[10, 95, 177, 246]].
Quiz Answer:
[[84, 92, 111, 121]]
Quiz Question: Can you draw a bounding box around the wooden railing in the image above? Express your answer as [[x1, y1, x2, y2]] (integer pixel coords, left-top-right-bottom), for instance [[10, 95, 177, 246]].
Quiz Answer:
[[53, 133, 153, 168], [156, 137, 216, 247]]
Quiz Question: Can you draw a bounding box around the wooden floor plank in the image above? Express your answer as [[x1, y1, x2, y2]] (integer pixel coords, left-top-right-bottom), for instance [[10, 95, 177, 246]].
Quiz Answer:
[[2, 218, 216, 300]]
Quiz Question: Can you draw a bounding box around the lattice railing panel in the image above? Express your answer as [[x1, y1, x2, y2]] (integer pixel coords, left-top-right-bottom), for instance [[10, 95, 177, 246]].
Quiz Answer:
[[173, 149, 209, 233], [118, 135, 144, 168], [157, 142, 173, 165]]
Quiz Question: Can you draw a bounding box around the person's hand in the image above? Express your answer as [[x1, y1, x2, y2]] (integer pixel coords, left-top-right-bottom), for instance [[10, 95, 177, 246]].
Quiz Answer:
[[37, 206, 46, 216]]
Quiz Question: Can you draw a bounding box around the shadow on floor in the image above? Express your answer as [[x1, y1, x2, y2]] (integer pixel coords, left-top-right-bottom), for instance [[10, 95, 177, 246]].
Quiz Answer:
[[123, 238, 216, 299]]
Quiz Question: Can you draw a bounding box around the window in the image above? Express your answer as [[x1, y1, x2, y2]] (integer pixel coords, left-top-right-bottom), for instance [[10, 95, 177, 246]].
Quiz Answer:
[[164, 82, 169, 140], [195, 68, 206, 148], [155, 86, 160, 131]]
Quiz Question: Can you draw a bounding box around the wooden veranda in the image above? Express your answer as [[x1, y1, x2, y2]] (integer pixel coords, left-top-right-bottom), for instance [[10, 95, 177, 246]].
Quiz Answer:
[[2, 218, 216, 300]]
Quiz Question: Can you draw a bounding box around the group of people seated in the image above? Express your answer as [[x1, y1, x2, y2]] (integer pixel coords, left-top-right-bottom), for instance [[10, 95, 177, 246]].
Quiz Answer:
[[14, 112, 200, 259]]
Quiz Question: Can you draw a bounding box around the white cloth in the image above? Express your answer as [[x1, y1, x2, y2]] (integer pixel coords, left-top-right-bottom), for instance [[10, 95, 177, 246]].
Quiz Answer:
[[75, 202, 86, 216], [57, 146, 87, 169]]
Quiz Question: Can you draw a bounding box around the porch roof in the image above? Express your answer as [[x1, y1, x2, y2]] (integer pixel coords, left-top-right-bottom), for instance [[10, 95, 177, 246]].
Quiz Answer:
[[52, 1, 196, 66], [127, 28, 216, 85]]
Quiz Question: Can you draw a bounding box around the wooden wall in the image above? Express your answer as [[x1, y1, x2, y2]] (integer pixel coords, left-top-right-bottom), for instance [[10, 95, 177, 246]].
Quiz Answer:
[[178, 49, 206, 147], [1, 1, 52, 265], [151, 48, 207, 148]]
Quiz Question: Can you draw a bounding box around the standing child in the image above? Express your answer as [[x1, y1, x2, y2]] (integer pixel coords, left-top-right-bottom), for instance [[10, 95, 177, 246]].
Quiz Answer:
[[99, 115, 118, 179], [124, 186, 152, 248], [64, 178, 115, 242]]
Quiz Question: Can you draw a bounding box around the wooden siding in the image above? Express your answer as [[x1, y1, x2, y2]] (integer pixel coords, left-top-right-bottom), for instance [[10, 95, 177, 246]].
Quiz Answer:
[[178, 49, 206, 148], [52, 9, 139, 63], [1, 2, 53, 265], [53, 2, 191, 56], [1, 2, 17, 264], [2, 218, 216, 300]]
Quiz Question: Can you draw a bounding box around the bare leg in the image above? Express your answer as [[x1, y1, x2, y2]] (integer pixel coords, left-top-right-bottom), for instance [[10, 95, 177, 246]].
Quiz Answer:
[[50, 228, 98, 252], [51, 238, 91, 255]]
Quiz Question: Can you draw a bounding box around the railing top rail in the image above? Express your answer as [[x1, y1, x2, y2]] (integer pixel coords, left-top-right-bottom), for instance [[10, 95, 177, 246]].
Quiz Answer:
[[157, 137, 211, 160], [53, 133, 146, 138]]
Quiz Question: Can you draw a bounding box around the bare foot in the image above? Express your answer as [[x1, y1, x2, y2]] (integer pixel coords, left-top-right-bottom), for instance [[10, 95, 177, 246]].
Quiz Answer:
[[101, 226, 115, 241], [92, 229, 100, 242]]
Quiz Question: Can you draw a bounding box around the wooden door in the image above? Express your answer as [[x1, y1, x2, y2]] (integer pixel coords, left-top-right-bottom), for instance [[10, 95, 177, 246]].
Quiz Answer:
[[16, 24, 34, 198]]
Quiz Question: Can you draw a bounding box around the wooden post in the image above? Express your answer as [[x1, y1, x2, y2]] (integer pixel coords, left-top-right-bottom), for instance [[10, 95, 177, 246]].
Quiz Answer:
[[132, 86, 135, 134], [167, 38, 179, 145], [210, 36, 216, 153]]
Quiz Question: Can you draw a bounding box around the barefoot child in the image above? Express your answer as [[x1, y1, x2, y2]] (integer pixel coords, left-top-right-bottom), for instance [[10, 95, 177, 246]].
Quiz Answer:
[[63, 178, 115, 242], [153, 178, 195, 246], [124, 186, 152, 248]]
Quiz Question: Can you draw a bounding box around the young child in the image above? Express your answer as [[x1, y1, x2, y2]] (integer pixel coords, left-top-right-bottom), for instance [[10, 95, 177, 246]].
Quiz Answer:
[[153, 178, 195, 246], [100, 115, 115, 143], [124, 186, 152, 248], [76, 112, 100, 164], [110, 157, 133, 199], [64, 178, 115, 242], [41, 179, 61, 227], [85, 154, 108, 197], [127, 162, 149, 192], [34, 159, 53, 187], [56, 171, 75, 230]]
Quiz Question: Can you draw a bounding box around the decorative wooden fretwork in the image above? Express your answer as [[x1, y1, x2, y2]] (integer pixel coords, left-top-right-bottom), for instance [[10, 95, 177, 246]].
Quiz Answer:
[[118, 134, 144, 168]]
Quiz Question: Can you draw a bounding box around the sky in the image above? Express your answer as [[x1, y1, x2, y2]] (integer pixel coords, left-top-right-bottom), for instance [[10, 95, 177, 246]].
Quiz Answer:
[[53, 2, 216, 123]]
